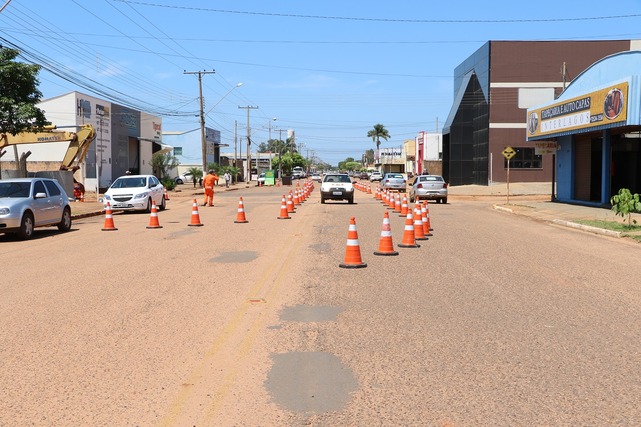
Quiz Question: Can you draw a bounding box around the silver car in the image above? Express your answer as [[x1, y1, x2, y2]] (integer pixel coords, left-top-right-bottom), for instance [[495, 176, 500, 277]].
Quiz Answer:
[[0, 178, 72, 239], [409, 175, 448, 204], [381, 173, 407, 192]]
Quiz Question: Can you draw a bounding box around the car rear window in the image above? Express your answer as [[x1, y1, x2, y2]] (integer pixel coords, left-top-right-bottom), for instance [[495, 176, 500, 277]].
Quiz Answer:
[[388, 174, 403, 178], [43, 180, 61, 196], [420, 176, 443, 182]]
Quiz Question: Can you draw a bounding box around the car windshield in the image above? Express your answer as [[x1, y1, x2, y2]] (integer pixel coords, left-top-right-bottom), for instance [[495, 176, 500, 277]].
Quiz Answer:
[[325, 175, 351, 183], [111, 177, 147, 188], [0, 182, 31, 198]]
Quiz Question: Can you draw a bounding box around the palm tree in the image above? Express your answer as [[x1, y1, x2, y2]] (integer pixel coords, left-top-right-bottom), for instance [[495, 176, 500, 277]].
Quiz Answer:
[[367, 124, 390, 163]]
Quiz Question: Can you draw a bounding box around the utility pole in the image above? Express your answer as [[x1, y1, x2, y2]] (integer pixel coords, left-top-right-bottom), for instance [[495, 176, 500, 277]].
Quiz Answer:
[[184, 70, 215, 174], [233, 120, 237, 184], [238, 105, 258, 183]]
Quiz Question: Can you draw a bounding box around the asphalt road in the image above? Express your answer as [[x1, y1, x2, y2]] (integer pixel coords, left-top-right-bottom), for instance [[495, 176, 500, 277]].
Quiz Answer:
[[1, 183, 640, 426]]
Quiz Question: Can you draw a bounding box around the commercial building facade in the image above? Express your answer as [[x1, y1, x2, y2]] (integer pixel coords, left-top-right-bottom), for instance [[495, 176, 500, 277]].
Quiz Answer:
[[527, 50, 641, 205], [442, 40, 639, 186]]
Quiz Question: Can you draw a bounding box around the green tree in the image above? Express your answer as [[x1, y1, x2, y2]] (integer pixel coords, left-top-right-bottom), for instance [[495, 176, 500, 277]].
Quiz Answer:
[[152, 152, 179, 180], [0, 48, 49, 135], [367, 124, 390, 162], [187, 166, 203, 183], [610, 188, 641, 229]]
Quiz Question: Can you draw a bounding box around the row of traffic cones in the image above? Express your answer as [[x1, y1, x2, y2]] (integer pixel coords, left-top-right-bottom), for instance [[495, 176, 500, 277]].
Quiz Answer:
[[101, 196, 251, 231], [338, 200, 434, 268]]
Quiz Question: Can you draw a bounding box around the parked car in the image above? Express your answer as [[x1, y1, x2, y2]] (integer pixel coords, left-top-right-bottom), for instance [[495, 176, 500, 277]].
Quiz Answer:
[[311, 173, 322, 182], [409, 175, 448, 203], [292, 167, 306, 179], [0, 177, 72, 239], [320, 173, 355, 204], [174, 172, 195, 185], [369, 171, 383, 182], [257, 172, 266, 185], [103, 174, 166, 212], [381, 173, 407, 192]]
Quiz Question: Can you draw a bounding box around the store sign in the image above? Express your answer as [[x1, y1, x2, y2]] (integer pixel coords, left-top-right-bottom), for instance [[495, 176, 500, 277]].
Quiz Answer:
[[534, 142, 557, 155], [527, 82, 628, 138], [173, 147, 182, 156]]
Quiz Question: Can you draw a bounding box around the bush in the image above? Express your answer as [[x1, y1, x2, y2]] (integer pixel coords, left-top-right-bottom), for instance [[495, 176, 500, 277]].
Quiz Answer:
[[610, 188, 641, 229]]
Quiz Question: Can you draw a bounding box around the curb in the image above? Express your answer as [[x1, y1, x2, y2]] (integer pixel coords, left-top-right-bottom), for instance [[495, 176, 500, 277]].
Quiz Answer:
[[493, 204, 621, 238], [551, 219, 622, 238]]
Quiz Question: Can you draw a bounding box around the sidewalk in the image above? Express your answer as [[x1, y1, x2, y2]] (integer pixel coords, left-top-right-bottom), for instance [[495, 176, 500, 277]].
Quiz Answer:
[[450, 182, 641, 239]]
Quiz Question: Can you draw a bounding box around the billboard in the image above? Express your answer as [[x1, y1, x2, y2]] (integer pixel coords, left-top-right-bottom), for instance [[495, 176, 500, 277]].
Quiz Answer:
[[527, 82, 628, 139]]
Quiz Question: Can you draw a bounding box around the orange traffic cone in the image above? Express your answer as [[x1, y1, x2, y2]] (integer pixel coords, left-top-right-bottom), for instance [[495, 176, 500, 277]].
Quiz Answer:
[[339, 217, 367, 268], [277, 195, 291, 219], [393, 193, 401, 213], [146, 201, 163, 229], [413, 204, 428, 240], [398, 211, 420, 248], [374, 211, 399, 256], [423, 201, 433, 235], [287, 192, 296, 213], [399, 195, 408, 217], [164, 188, 170, 200], [188, 199, 204, 227], [234, 197, 248, 223], [101, 202, 118, 231]]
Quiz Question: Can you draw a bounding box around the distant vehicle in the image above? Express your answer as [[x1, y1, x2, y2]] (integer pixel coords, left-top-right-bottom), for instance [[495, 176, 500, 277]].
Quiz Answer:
[[292, 166, 306, 179], [0, 177, 72, 240], [358, 171, 369, 180], [103, 174, 166, 212], [257, 172, 266, 185], [320, 173, 355, 204], [409, 175, 448, 204], [369, 171, 383, 182], [381, 173, 407, 192], [174, 172, 195, 184], [311, 173, 322, 182]]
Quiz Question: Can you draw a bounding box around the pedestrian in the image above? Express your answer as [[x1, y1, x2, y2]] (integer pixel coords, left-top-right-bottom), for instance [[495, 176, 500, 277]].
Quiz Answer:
[[202, 169, 218, 206], [224, 171, 231, 188], [192, 174, 197, 188], [198, 176, 203, 187]]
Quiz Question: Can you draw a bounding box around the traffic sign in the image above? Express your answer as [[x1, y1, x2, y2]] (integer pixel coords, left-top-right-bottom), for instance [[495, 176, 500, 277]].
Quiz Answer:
[[502, 146, 516, 160]]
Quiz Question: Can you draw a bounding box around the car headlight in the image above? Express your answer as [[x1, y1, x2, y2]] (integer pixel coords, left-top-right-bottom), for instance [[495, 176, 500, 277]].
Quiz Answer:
[[103, 194, 112, 201], [134, 192, 150, 199], [0, 207, 10, 215]]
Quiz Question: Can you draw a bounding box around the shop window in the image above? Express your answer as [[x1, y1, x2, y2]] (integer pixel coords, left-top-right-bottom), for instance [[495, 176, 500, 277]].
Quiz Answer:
[[504, 147, 542, 169]]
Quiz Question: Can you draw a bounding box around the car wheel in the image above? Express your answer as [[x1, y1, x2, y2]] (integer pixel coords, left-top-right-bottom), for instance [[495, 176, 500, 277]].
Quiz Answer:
[[442, 197, 447, 204], [176, 179, 183, 184], [57, 207, 72, 232], [146, 199, 152, 213], [409, 193, 415, 203], [320, 195, 325, 204], [159, 196, 166, 211], [17, 212, 34, 240], [348, 195, 354, 204]]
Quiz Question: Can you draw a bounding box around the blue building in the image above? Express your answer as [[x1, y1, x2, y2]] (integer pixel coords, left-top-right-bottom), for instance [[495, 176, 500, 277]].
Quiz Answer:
[[527, 51, 641, 206]]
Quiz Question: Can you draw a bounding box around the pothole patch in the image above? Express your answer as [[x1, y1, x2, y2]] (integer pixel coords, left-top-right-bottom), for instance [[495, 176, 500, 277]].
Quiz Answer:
[[266, 351, 357, 413], [280, 305, 343, 323], [209, 251, 258, 263]]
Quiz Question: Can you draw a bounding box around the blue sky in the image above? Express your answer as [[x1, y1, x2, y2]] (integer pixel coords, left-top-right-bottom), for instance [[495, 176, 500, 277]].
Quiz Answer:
[[1, 0, 641, 166]]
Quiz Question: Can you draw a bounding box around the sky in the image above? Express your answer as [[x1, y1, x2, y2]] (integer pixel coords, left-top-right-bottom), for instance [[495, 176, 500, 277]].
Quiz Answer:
[[1, 0, 641, 166]]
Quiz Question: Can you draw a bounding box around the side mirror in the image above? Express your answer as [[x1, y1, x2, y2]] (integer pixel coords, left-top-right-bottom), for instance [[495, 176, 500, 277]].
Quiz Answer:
[[34, 192, 47, 199]]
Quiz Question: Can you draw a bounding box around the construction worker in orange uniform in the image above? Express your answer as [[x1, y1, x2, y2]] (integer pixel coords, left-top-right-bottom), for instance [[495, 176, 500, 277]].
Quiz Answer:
[[203, 169, 218, 206]]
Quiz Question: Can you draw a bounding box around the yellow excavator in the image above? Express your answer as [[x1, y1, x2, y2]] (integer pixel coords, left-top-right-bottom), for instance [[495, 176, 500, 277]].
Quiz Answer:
[[0, 124, 96, 172]]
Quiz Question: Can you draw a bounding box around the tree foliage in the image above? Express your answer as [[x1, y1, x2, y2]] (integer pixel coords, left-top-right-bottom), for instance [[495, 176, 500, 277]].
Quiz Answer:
[[0, 48, 49, 135], [367, 123, 390, 153], [152, 152, 179, 180], [610, 188, 641, 229]]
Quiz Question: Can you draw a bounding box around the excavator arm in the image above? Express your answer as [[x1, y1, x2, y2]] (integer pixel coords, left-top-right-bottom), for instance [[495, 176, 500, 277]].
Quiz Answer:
[[0, 124, 96, 170]]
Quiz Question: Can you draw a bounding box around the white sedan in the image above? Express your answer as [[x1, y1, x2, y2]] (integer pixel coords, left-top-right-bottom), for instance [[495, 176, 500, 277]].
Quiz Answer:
[[103, 174, 166, 212]]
